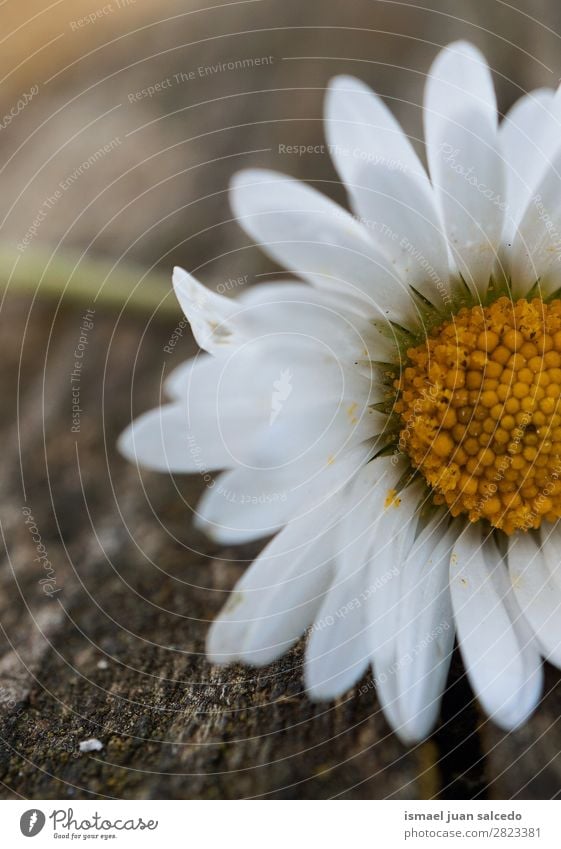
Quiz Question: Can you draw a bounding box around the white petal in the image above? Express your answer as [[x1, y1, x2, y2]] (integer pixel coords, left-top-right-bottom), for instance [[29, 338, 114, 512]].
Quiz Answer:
[[172, 270, 387, 359], [451, 526, 542, 730], [237, 280, 399, 363], [237, 278, 370, 319], [162, 333, 385, 477], [236, 281, 390, 359], [350, 162, 454, 306], [251, 401, 383, 469], [195, 441, 374, 544], [507, 142, 561, 296], [165, 331, 372, 407], [207, 498, 342, 665], [393, 522, 456, 742], [166, 286, 398, 397], [304, 562, 370, 699], [230, 169, 419, 326], [131, 356, 266, 474], [366, 483, 428, 737], [500, 88, 556, 243], [305, 457, 408, 699], [509, 529, 561, 667], [336, 456, 410, 580], [424, 41, 505, 294], [118, 404, 202, 473], [172, 270, 374, 357], [325, 75, 428, 188], [426, 41, 497, 128], [172, 266, 244, 353], [194, 467, 291, 543], [134, 337, 370, 475]]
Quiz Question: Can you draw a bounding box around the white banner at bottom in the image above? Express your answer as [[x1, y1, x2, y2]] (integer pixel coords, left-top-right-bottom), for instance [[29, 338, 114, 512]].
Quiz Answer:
[[2, 800, 559, 848]]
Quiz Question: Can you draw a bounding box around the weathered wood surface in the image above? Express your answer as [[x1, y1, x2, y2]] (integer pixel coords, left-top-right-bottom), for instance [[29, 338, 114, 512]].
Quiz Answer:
[[1, 0, 561, 800]]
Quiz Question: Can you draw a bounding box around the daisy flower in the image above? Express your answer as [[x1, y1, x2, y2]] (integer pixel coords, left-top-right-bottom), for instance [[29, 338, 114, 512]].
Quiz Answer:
[[119, 41, 561, 743]]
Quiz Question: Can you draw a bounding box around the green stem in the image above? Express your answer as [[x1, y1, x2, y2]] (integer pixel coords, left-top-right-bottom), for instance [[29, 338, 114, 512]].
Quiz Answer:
[[0, 244, 181, 317]]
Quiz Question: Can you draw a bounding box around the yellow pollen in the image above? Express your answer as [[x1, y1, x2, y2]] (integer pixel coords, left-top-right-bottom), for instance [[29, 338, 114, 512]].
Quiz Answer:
[[395, 297, 561, 534], [384, 489, 401, 509]]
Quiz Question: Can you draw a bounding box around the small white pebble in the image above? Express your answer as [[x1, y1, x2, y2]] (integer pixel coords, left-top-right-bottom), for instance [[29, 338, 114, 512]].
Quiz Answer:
[[96, 659, 109, 670], [79, 738, 103, 753]]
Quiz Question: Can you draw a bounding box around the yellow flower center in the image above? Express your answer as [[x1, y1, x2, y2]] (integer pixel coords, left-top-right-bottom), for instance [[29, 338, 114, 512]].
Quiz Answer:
[[395, 297, 561, 534]]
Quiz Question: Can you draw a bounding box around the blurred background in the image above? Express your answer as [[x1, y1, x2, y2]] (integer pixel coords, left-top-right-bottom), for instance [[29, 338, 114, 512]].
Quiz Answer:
[[1, 0, 561, 800]]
